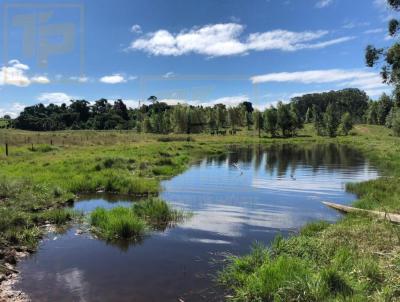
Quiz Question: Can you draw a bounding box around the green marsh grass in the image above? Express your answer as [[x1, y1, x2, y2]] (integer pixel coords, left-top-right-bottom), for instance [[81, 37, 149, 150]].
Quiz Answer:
[[90, 198, 184, 241], [1, 125, 400, 300], [90, 207, 146, 240], [132, 197, 184, 229]]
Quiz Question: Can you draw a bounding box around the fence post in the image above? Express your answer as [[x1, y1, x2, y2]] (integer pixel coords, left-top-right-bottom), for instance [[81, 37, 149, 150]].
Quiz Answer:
[[5, 143, 8, 156], [31, 143, 34, 151], [50, 139, 53, 145]]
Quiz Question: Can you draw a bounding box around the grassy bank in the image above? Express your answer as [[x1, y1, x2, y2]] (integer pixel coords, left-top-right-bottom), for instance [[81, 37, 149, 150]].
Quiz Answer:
[[0, 126, 399, 301], [218, 125, 400, 301]]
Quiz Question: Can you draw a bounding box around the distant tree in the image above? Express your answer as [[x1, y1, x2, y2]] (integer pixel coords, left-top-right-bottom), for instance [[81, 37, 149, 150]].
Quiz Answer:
[[304, 108, 312, 123], [376, 93, 394, 125], [253, 110, 264, 138], [215, 104, 227, 130], [3, 115, 11, 120], [312, 105, 324, 136], [277, 102, 292, 137], [323, 103, 340, 137], [264, 107, 278, 137], [392, 111, 400, 136], [339, 112, 353, 135], [239, 101, 254, 130], [113, 99, 129, 120], [228, 107, 242, 133], [147, 96, 158, 103], [366, 101, 379, 124], [290, 103, 303, 135], [386, 107, 400, 136]]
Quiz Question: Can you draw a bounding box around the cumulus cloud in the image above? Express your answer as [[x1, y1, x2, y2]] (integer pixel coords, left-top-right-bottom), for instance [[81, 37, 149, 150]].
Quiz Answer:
[[99, 74, 127, 84], [128, 23, 353, 57], [37, 92, 76, 105], [0, 60, 52, 86], [0, 60, 31, 87], [315, 0, 333, 8]]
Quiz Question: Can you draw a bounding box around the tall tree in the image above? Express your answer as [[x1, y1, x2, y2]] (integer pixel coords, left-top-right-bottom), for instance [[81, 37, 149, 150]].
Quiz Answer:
[[264, 107, 278, 137], [323, 103, 340, 137], [365, 0, 399, 105]]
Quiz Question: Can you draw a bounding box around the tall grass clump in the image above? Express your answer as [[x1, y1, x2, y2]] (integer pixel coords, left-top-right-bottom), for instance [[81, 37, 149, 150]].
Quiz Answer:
[[90, 207, 146, 240], [132, 197, 184, 229]]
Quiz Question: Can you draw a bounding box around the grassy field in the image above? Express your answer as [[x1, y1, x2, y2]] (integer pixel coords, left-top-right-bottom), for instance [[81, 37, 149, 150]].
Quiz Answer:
[[0, 119, 9, 129], [0, 125, 399, 300]]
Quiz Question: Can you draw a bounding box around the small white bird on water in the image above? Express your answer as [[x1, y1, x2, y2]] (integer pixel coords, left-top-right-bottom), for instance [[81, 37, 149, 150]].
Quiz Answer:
[[232, 163, 243, 175]]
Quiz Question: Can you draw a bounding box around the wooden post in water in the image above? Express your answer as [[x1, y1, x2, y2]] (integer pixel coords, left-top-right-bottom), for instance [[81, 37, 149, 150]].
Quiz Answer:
[[5, 143, 8, 156], [31, 143, 34, 151], [50, 139, 53, 145]]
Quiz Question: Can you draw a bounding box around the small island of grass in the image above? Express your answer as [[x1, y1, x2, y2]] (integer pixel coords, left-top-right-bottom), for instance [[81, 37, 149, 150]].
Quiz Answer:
[[89, 198, 185, 241]]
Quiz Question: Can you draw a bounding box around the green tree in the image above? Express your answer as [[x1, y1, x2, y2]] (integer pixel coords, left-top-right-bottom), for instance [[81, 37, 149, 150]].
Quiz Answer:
[[339, 112, 353, 135], [312, 105, 324, 136], [253, 110, 264, 138], [304, 107, 312, 123], [323, 103, 340, 137], [377, 93, 394, 125], [366, 101, 379, 124], [290, 103, 303, 135], [228, 107, 242, 133], [365, 1, 399, 103], [277, 102, 292, 137], [264, 107, 278, 137]]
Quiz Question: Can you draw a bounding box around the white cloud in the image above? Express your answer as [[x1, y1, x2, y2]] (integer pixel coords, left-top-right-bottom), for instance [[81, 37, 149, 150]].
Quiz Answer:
[[130, 24, 142, 34], [99, 74, 126, 84], [0, 102, 27, 118], [37, 92, 76, 105], [0, 60, 51, 86], [128, 23, 352, 57], [163, 72, 175, 78], [250, 69, 389, 97], [31, 75, 50, 84], [315, 0, 333, 8], [0, 60, 31, 87], [364, 28, 384, 34], [69, 76, 89, 83]]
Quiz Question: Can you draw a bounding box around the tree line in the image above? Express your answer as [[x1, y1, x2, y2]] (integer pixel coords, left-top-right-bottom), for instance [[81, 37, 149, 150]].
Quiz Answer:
[[5, 88, 400, 137]]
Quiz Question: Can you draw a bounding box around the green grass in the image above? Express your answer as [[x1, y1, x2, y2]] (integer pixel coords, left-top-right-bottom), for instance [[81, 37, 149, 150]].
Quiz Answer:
[[90, 198, 183, 241], [132, 197, 184, 229], [90, 207, 146, 240], [1, 125, 400, 299]]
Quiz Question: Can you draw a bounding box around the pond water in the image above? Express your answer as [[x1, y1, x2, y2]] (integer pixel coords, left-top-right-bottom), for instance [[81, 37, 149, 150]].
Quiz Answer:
[[14, 144, 379, 302]]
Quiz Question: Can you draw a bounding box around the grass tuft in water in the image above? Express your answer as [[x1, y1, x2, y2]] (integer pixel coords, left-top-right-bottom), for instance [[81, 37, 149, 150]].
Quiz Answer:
[[89, 198, 185, 241], [132, 197, 184, 229], [90, 207, 146, 240]]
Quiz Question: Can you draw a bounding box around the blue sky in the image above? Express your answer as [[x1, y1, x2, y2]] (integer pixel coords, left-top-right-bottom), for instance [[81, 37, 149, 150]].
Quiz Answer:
[[0, 0, 397, 117]]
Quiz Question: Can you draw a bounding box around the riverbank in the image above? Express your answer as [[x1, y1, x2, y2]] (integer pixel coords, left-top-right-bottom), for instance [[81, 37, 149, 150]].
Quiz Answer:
[[0, 125, 399, 301], [219, 125, 400, 301]]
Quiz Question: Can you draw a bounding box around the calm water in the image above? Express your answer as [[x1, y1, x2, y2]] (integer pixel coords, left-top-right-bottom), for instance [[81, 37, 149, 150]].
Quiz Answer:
[[15, 144, 379, 302]]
